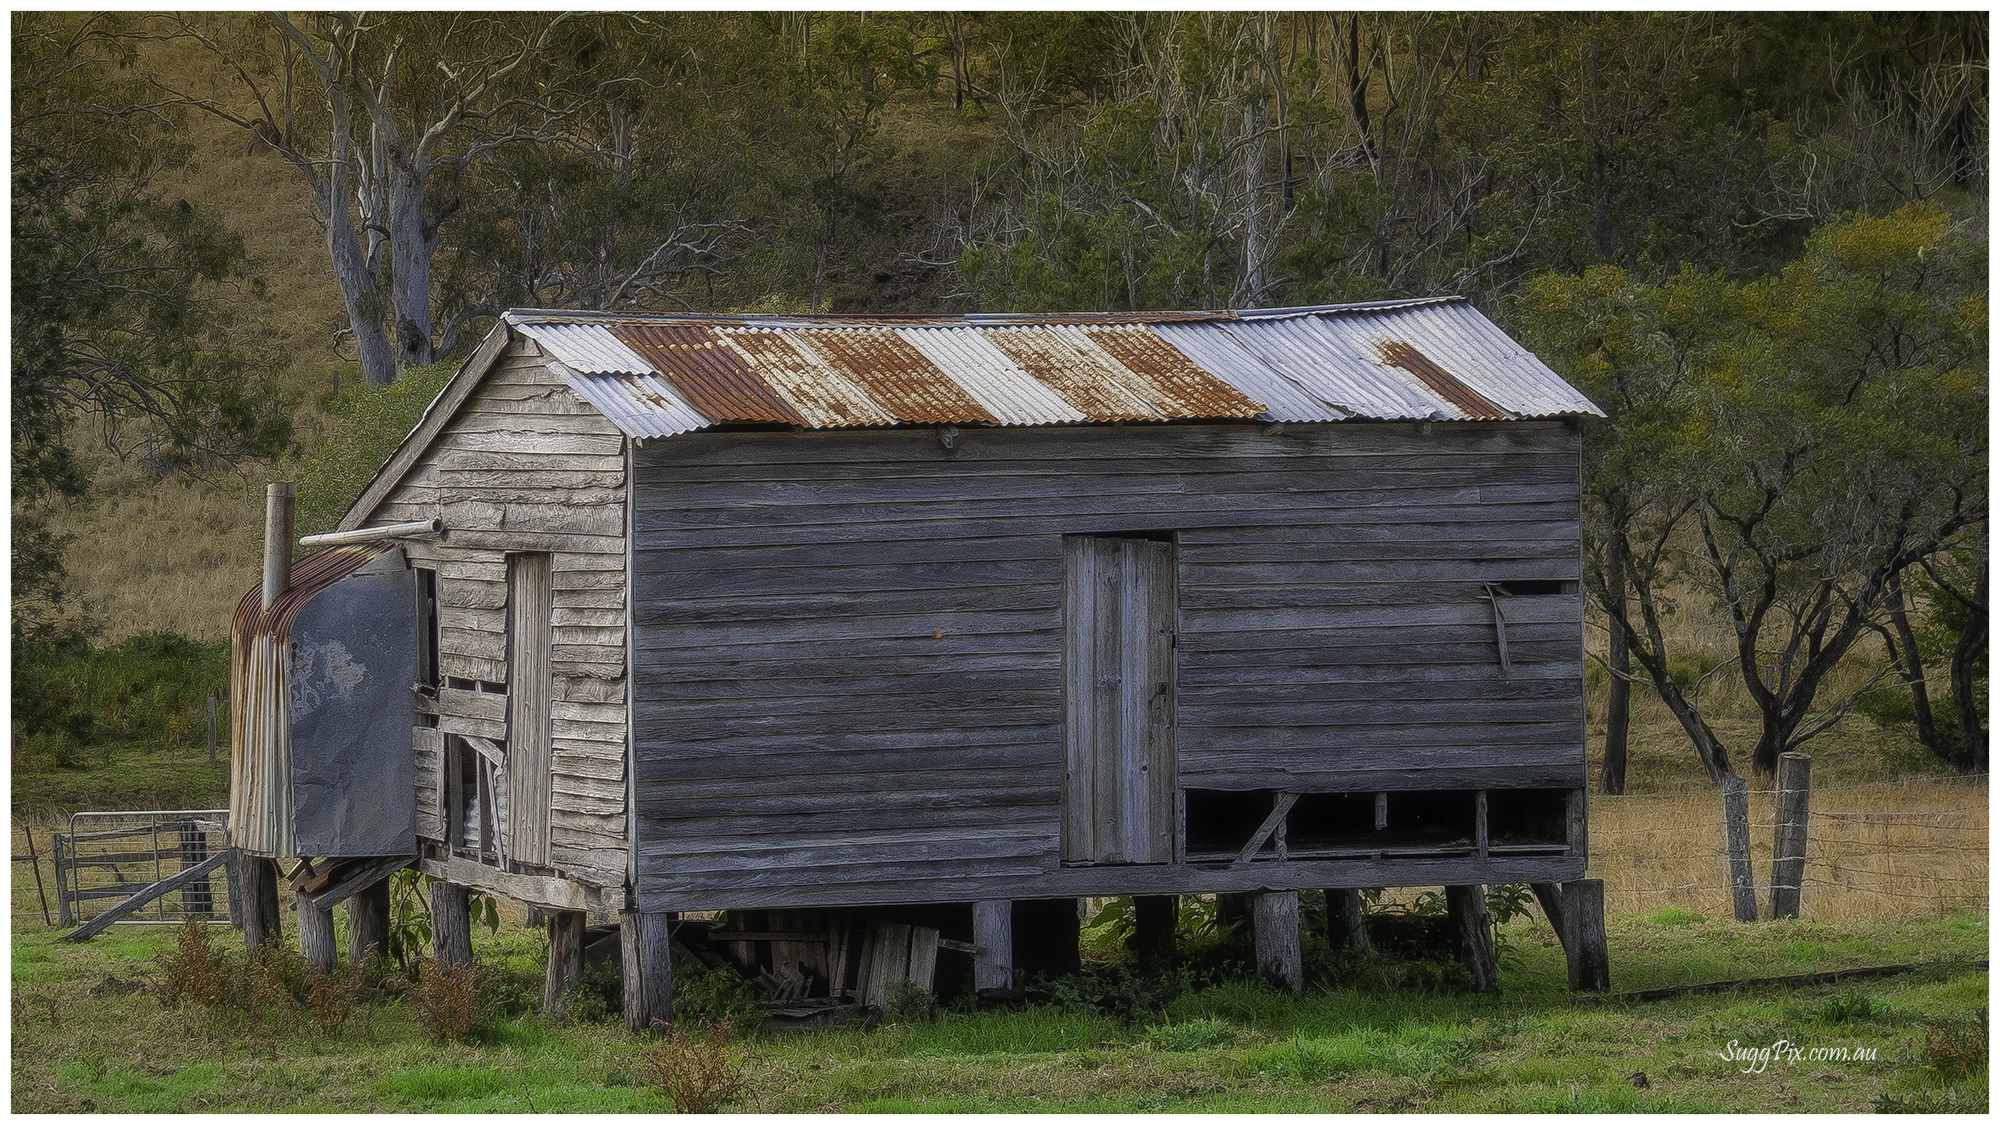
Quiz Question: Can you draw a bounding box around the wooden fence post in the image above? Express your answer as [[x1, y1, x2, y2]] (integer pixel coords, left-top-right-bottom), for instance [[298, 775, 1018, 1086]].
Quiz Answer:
[[1769, 752, 1812, 920], [1723, 776, 1758, 922]]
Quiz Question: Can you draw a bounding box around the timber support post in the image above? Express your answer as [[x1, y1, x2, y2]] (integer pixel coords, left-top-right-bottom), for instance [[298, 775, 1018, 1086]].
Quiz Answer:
[[297, 890, 337, 972], [543, 910, 586, 1016], [1723, 776, 1758, 922], [243, 857, 284, 951], [1130, 895, 1176, 972], [972, 900, 1013, 994], [431, 881, 473, 965], [1769, 752, 1812, 920], [1445, 884, 1498, 993], [1251, 891, 1302, 991], [348, 879, 391, 969], [1324, 888, 1372, 953], [1560, 879, 1610, 992], [621, 910, 674, 1032]]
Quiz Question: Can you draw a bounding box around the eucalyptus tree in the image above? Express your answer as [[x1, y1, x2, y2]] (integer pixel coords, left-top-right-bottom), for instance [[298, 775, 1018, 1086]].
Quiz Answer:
[[157, 12, 616, 385], [11, 12, 290, 641]]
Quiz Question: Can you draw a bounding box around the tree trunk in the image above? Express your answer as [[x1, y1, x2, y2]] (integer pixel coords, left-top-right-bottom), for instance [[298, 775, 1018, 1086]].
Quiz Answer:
[[1884, 568, 1946, 761], [315, 114, 398, 387], [1601, 531, 1630, 795], [1949, 542, 1988, 775], [387, 160, 438, 372]]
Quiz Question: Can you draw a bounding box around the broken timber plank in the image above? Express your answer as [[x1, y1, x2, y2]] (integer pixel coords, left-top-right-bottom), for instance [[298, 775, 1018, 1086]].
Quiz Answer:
[[1233, 792, 1301, 864], [302, 855, 416, 912]]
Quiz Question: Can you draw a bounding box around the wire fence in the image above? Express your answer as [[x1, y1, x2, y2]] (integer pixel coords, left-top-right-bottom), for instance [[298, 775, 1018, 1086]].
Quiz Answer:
[[1587, 775, 1987, 920], [12, 811, 236, 933]]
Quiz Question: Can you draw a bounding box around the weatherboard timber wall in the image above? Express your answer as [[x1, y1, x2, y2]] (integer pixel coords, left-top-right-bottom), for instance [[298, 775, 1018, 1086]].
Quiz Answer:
[[631, 420, 1585, 911], [364, 337, 629, 891]]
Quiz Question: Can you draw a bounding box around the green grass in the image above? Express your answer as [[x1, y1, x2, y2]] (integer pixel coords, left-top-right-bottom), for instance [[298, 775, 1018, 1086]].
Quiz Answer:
[[9, 906, 1986, 1113]]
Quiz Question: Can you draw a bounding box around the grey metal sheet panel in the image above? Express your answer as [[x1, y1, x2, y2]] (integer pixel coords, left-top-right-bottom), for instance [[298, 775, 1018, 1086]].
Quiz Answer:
[[1365, 302, 1602, 419], [515, 323, 653, 376], [1233, 315, 1455, 421], [1150, 321, 1354, 422], [559, 366, 711, 439]]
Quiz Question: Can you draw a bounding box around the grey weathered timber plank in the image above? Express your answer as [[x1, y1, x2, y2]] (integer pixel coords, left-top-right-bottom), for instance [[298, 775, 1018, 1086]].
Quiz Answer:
[[413, 726, 445, 840], [1176, 764, 1587, 792], [635, 584, 1057, 628], [303, 855, 415, 911], [1183, 577, 1579, 611], [449, 409, 620, 437], [1179, 659, 1578, 685], [634, 611, 1056, 652], [451, 430, 624, 456], [439, 686, 507, 722], [437, 579, 507, 610], [637, 822, 1054, 861], [632, 485, 1564, 537], [634, 420, 1572, 472], [635, 724, 1060, 761], [433, 447, 627, 474], [1178, 717, 1580, 744], [635, 666, 1056, 703], [418, 854, 620, 913], [633, 558, 1058, 601], [507, 552, 554, 868], [550, 605, 625, 630], [442, 605, 508, 635], [634, 853, 1588, 914], [441, 529, 627, 555], [634, 757, 1053, 794], [439, 653, 508, 683], [641, 534, 1052, 573], [632, 502, 1582, 551], [1180, 698, 1582, 727], [632, 699, 1055, 735], [431, 557, 509, 582], [1180, 676, 1579, 706], [638, 783, 1055, 821], [631, 623, 1059, 662], [437, 711, 508, 741], [635, 655, 1059, 694], [636, 802, 1056, 840], [551, 625, 625, 648], [1180, 637, 1574, 667], [1180, 598, 1580, 633], [439, 625, 507, 663], [550, 773, 629, 803]]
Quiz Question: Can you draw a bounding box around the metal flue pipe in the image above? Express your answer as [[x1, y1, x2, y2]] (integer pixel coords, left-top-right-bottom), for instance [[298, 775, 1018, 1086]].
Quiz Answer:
[[262, 483, 295, 610], [298, 518, 444, 549]]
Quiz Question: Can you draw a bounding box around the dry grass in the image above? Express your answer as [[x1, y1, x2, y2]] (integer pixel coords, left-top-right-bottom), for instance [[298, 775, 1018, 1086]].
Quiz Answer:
[[1589, 776, 1988, 922]]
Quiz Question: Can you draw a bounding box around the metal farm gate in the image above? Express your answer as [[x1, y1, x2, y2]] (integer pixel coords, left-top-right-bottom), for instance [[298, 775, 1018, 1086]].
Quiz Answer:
[[52, 810, 236, 929]]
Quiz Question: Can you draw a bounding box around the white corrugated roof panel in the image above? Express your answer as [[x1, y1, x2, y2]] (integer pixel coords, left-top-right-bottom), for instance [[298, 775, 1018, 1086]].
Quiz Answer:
[[895, 327, 1090, 425], [514, 323, 653, 376], [556, 364, 710, 438]]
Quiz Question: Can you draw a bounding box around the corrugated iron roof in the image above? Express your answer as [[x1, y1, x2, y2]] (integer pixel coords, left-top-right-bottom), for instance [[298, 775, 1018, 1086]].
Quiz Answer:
[[498, 300, 1600, 438]]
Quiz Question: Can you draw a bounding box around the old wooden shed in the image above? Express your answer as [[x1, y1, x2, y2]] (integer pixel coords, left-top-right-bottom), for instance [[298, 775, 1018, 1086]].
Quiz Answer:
[[238, 298, 1611, 1021]]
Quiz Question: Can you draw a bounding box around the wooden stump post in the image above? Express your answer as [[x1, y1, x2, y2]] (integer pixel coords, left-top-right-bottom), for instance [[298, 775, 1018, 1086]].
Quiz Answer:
[[621, 911, 674, 1032], [972, 900, 1014, 993], [297, 891, 338, 972], [543, 910, 586, 1015], [431, 881, 473, 965], [242, 857, 284, 951], [347, 879, 391, 969], [1560, 879, 1610, 992], [1251, 891, 1302, 992], [1769, 752, 1812, 920], [1723, 776, 1758, 922], [1324, 888, 1372, 953], [1011, 898, 1082, 980], [1130, 895, 1177, 971], [1445, 885, 1498, 993]]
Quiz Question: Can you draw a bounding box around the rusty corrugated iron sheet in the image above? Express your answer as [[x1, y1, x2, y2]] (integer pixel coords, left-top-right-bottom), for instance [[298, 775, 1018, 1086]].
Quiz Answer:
[[613, 324, 805, 425], [799, 328, 996, 424], [496, 299, 1600, 438]]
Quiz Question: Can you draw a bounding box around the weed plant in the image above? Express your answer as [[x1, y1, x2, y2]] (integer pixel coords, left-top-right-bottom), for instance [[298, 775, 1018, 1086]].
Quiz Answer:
[[648, 1014, 744, 1113], [409, 958, 496, 1044], [669, 961, 766, 1034]]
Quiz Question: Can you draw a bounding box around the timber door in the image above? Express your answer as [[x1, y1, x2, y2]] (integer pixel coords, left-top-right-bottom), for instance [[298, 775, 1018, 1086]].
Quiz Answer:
[[506, 552, 553, 866], [1062, 535, 1176, 864]]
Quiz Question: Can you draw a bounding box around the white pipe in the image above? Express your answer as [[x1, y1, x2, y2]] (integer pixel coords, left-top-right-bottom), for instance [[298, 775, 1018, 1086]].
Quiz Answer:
[[299, 518, 444, 548]]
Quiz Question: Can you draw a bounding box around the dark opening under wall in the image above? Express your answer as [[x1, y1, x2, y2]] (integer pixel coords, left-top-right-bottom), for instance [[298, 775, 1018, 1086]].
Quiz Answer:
[[1181, 787, 1573, 861], [1485, 787, 1570, 852]]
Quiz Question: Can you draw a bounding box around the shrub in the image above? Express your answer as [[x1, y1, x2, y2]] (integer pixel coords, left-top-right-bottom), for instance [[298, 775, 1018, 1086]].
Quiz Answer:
[[670, 962, 765, 1034], [1919, 1010, 1988, 1081], [648, 1014, 744, 1114], [410, 958, 495, 1044], [157, 918, 229, 1009]]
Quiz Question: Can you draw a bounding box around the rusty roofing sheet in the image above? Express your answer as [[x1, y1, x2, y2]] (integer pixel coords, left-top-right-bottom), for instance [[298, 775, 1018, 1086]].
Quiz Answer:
[[1069, 325, 1267, 420], [495, 299, 1598, 437], [894, 327, 1089, 425], [722, 329, 895, 429], [980, 326, 1161, 421], [613, 324, 805, 425], [798, 328, 996, 425]]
